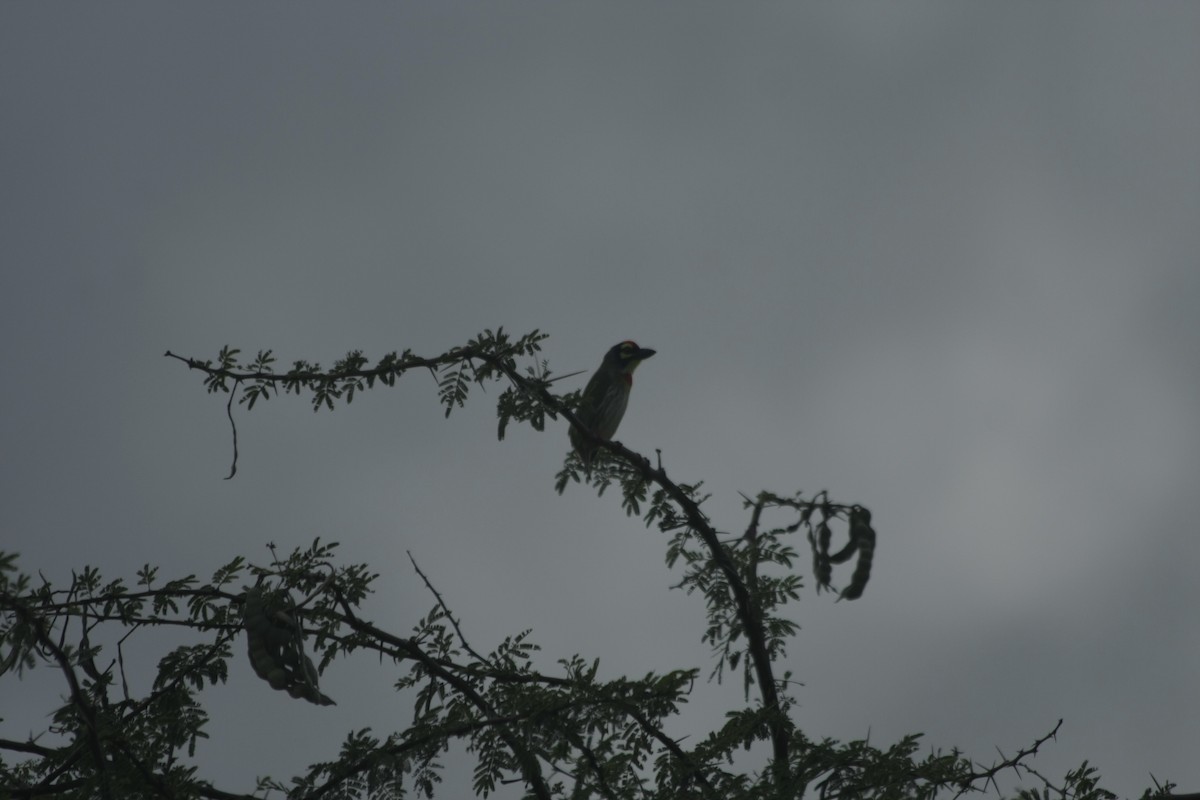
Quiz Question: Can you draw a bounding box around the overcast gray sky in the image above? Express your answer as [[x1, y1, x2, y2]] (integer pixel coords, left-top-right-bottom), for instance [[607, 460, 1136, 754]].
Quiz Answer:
[[3, 3, 1199, 797]]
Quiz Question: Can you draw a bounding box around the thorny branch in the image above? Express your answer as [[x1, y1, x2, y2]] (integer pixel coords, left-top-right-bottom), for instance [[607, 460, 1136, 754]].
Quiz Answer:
[[473, 348, 794, 779], [955, 719, 1063, 798], [406, 550, 488, 666]]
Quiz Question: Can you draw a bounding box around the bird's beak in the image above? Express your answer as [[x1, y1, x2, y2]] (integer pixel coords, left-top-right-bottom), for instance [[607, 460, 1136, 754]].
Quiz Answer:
[[635, 347, 656, 360]]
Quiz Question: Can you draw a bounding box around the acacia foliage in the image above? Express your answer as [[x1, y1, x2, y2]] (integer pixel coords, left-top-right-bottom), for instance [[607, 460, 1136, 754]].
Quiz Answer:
[[0, 329, 1168, 800]]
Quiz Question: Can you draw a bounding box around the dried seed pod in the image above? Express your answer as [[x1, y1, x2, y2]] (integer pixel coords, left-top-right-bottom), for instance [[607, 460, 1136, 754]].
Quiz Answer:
[[811, 521, 833, 591], [242, 585, 335, 706], [839, 506, 876, 601], [828, 540, 856, 565]]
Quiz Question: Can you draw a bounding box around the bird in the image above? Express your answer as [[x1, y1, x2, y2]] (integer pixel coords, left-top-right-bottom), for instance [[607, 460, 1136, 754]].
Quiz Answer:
[[569, 340, 656, 469]]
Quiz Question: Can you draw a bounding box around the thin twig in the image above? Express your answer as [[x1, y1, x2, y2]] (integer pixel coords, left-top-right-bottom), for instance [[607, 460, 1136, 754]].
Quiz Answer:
[[223, 381, 239, 480], [406, 550, 488, 665]]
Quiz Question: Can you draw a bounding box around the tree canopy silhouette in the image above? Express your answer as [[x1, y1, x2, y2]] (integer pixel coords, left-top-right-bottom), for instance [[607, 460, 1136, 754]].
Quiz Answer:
[[0, 329, 1174, 800]]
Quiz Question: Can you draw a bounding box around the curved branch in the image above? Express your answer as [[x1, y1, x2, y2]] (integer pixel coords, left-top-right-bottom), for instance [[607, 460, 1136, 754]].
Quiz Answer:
[[480, 352, 792, 776]]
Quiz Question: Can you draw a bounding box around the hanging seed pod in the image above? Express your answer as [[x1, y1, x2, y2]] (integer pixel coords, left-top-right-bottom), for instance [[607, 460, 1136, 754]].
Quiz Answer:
[[810, 521, 833, 592], [839, 506, 876, 601], [830, 504, 869, 564], [242, 585, 335, 706], [828, 538, 857, 565]]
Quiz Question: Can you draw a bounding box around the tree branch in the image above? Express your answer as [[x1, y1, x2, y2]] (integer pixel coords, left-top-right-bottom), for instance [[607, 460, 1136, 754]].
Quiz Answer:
[[330, 588, 554, 800], [480, 353, 792, 777], [955, 719, 1063, 798], [406, 551, 488, 665], [0, 737, 60, 757]]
